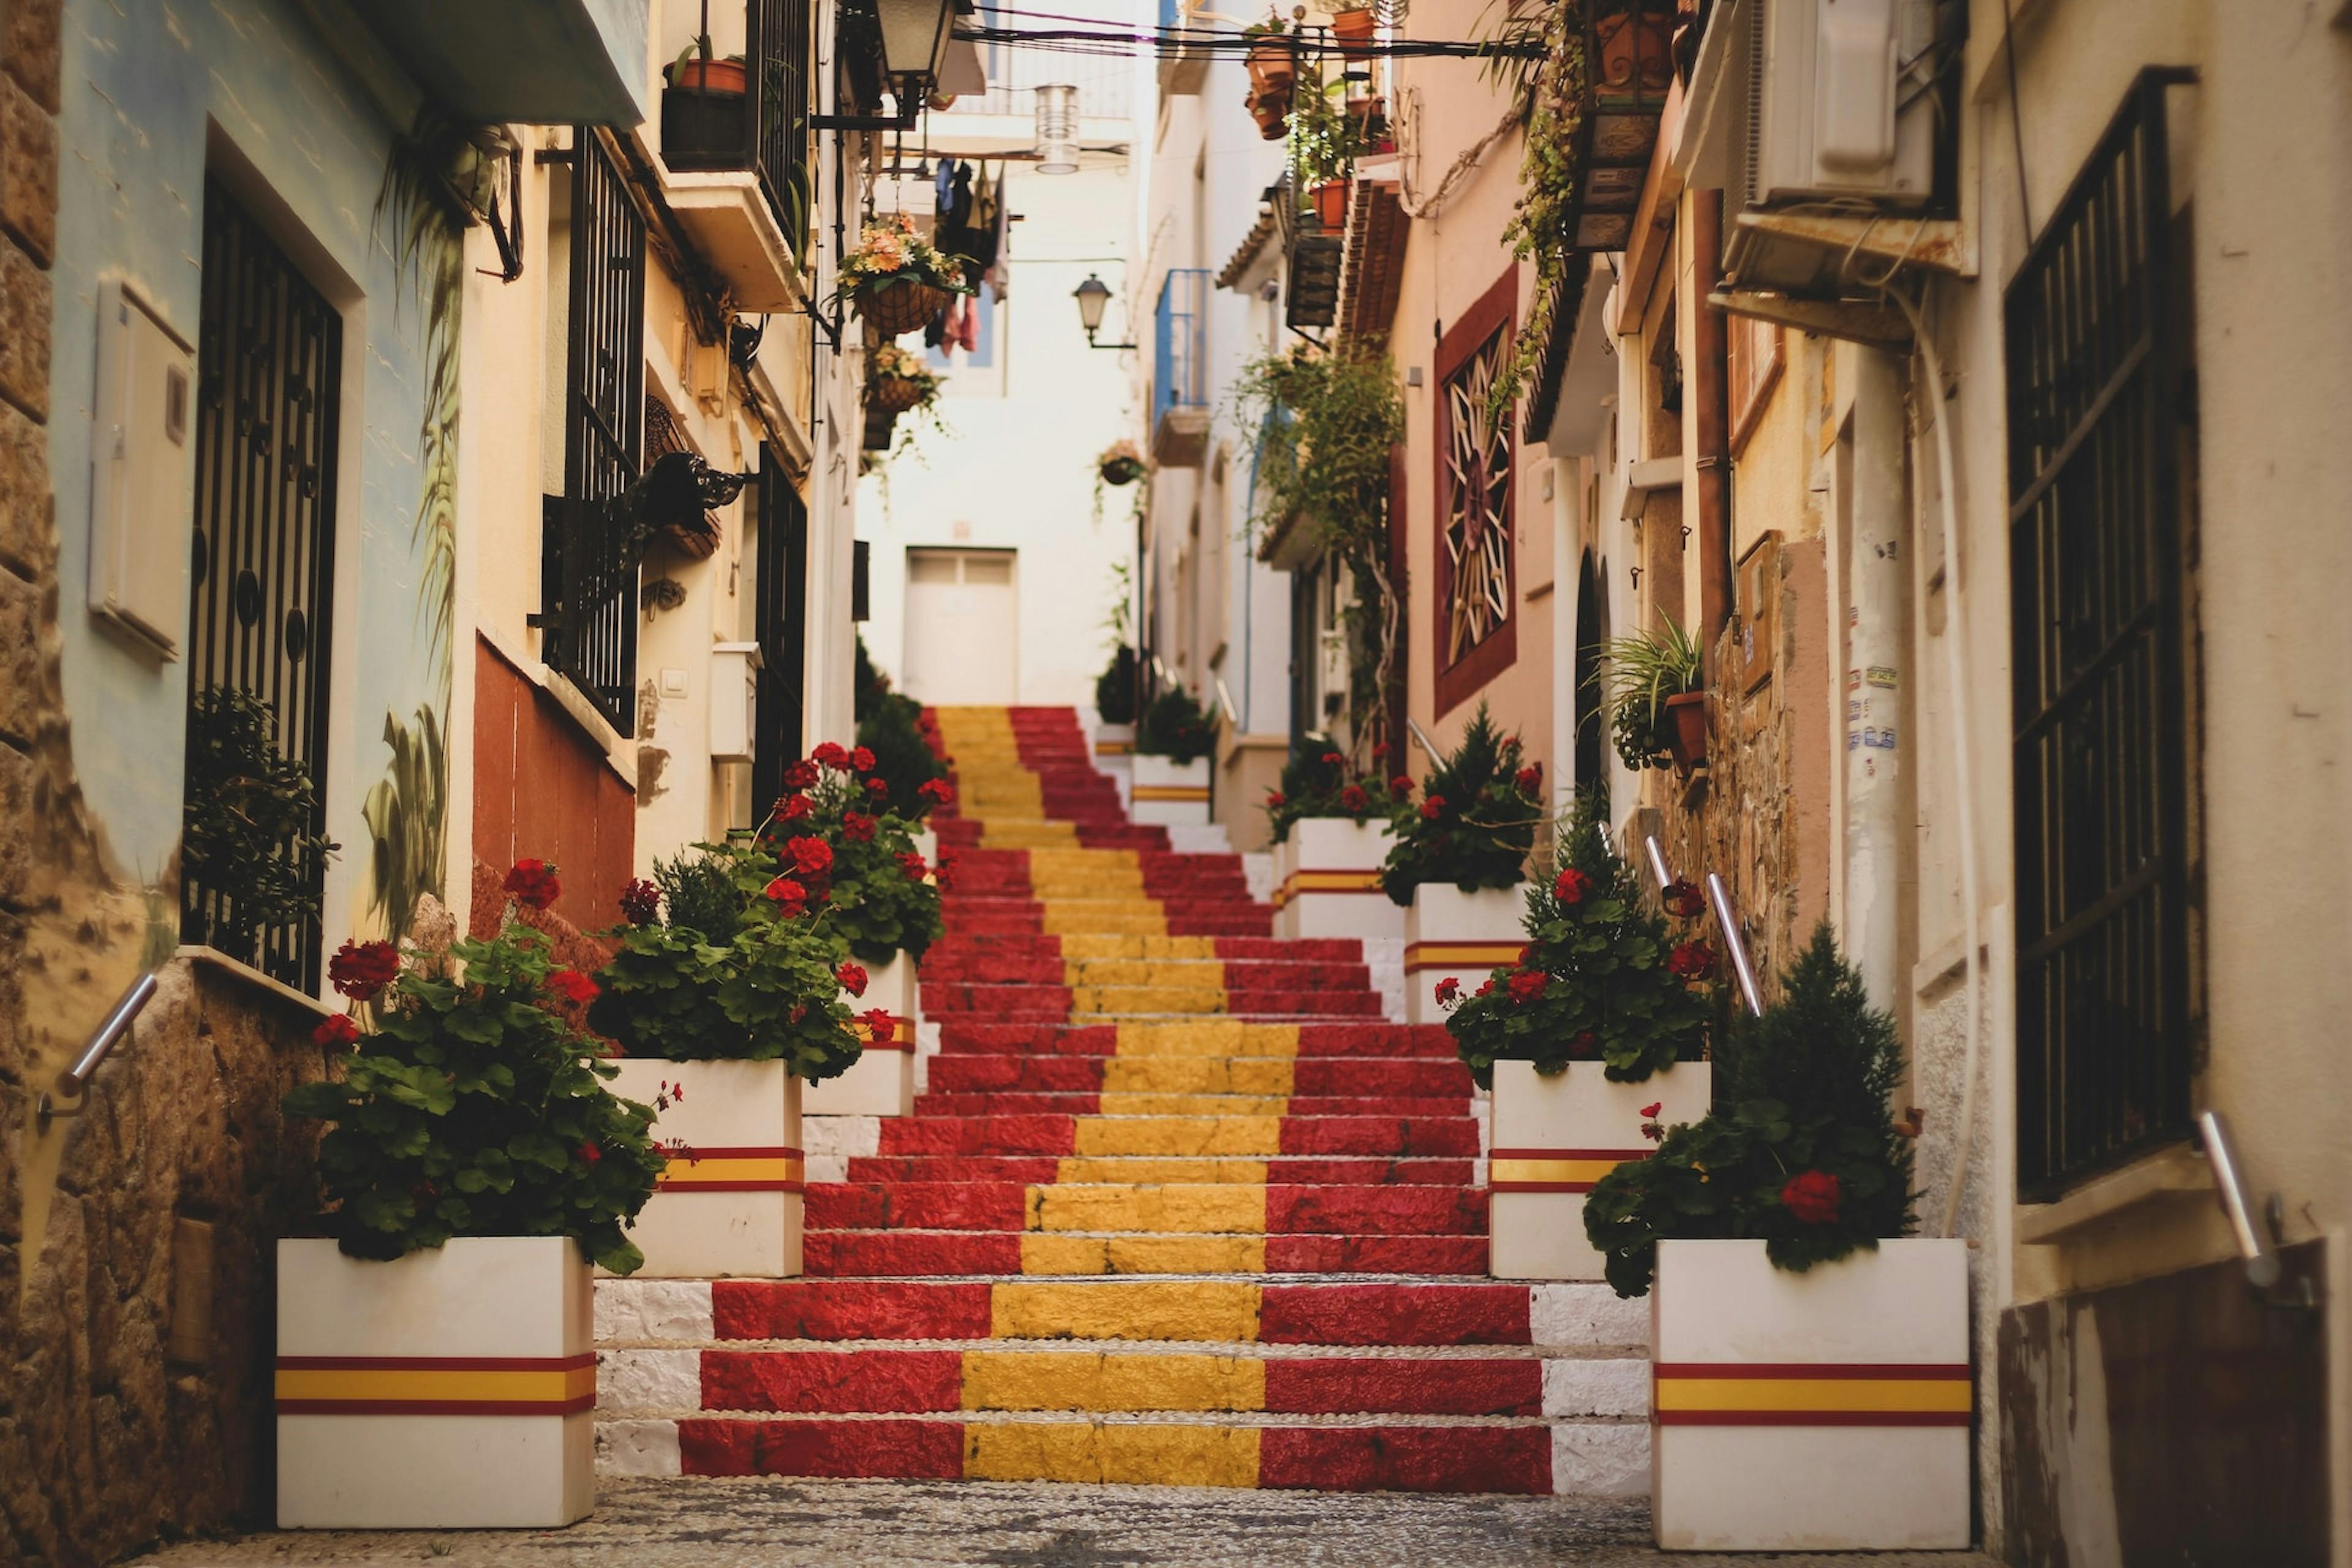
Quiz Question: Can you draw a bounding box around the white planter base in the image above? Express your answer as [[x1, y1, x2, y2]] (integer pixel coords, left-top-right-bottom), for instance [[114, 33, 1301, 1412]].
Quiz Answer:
[[606, 1060, 804, 1279], [1404, 883, 1527, 1023], [1272, 819, 1404, 941], [277, 1237, 594, 1528], [807, 952, 917, 1117], [1131, 754, 1211, 826], [1652, 1238, 1972, 1550], [1489, 1060, 1711, 1281]]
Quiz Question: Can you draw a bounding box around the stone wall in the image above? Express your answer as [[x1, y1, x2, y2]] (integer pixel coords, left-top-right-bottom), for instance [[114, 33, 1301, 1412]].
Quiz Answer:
[[1, 2, 331, 1561]]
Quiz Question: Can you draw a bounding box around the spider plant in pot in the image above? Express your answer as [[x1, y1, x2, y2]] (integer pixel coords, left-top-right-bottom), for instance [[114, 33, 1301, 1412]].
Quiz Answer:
[[1593, 615, 1706, 774]]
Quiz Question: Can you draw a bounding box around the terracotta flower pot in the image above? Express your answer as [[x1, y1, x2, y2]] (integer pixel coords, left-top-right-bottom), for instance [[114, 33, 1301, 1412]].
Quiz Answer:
[[1332, 7, 1376, 58], [854, 279, 952, 337], [1664, 691, 1708, 774], [1247, 87, 1291, 140], [1245, 41, 1298, 96], [1311, 179, 1349, 232], [672, 58, 747, 94]]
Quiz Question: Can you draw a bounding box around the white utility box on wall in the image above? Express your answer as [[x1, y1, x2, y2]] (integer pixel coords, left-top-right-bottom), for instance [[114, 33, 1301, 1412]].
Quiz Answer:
[[709, 641, 759, 763], [88, 280, 197, 658]]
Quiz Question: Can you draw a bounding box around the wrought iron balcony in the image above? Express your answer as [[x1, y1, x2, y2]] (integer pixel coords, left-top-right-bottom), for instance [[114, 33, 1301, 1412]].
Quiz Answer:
[[347, 0, 651, 126], [657, 0, 815, 312], [1152, 268, 1211, 466]]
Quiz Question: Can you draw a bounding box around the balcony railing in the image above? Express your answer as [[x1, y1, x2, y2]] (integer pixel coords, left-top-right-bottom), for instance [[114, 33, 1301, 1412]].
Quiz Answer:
[[662, 0, 813, 258]]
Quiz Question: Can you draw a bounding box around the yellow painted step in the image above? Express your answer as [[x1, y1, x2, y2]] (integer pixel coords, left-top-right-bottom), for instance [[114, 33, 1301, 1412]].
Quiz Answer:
[[1069, 986, 1228, 1017], [989, 1280, 1263, 1342], [1072, 1115, 1283, 1158], [1100, 1058, 1295, 1095], [1025, 1183, 1268, 1235], [1019, 1234, 1269, 1275], [1064, 959, 1226, 987], [1110, 1022, 1302, 1060], [961, 1350, 1265, 1413], [963, 1420, 1258, 1487], [1093, 1093, 1290, 1116], [1053, 1156, 1272, 1184], [1042, 908, 1168, 937], [1061, 935, 1219, 961]]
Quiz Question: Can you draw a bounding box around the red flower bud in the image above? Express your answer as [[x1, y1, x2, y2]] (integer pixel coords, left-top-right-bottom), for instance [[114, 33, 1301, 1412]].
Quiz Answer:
[[1420, 794, 1446, 820], [618, 878, 662, 925], [312, 1014, 361, 1048], [1433, 976, 1460, 1005], [546, 968, 599, 1005], [1781, 1169, 1842, 1225], [837, 962, 869, 997]]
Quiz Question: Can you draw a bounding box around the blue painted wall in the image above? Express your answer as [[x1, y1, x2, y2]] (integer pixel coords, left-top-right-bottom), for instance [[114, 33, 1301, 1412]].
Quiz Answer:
[[50, 0, 453, 944]]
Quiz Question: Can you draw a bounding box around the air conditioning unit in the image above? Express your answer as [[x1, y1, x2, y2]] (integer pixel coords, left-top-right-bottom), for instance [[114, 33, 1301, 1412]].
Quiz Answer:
[[1744, 0, 1937, 209]]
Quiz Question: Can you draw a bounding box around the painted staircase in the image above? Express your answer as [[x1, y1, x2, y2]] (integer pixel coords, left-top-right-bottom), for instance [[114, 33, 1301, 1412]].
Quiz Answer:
[[598, 706, 1651, 1493]]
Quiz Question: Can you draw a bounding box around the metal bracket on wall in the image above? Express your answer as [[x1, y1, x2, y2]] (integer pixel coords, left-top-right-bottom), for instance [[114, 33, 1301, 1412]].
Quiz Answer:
[[2197, 1110, 2321, 1311]]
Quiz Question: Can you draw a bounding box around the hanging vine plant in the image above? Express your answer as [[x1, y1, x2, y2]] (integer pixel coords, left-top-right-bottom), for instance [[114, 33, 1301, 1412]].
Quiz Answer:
[[1485, 0, 1589, 432], [1231, 346, 1406, 761]]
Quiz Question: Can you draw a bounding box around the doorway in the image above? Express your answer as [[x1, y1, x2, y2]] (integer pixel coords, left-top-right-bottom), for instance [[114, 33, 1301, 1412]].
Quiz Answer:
[[903, 548, 1018, 704]]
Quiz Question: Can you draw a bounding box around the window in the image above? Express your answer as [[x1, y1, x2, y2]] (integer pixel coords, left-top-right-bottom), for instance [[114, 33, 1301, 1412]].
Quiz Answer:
[[2007, 69, 2198, 1197], [183, 176, 343, 990], [540, 128, 647, 736], [750, 447, 809, 813], [1726, 315, 1782, 455], [1434, 271, 1518, 715]]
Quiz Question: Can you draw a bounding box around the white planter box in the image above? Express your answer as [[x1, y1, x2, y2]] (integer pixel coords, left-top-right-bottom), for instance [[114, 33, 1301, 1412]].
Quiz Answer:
[[1091, 720, 1134, 761], [1131, 753, 1211, 826], [1404, 883, 1528, 1023], [806, 951, 916, 1117], [1652, 1238, 1972, 1550], [276, 1236, 594, 1528], [605, 1059, 804, 1279], [1488, 1060, 1711, 1281], [1272, 818, 1404, 941]]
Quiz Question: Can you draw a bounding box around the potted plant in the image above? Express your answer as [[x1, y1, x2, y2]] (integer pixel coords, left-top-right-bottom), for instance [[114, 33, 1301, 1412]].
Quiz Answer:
[[1288, 75, 1360, 232], [1265, 742, 1409, 940], [832, 213, 974, 337], [1132, 683, 1218, 826], [662, 39, 750, 164], [779, 742, 946, 1117], [1583, 925, 1964, 1550], [1098, 439, 1148, 487], [276, 868, 666, 1527], [1381, 703, 1546, 1021], [1330, 5, 1377, 58], [588, 830, 881, 1276], [1243, 15, 1298, 98], [1594, 614, 1705, 774], [1247, 85, 1291, 141], [865, 341, 941, 416], [1438, 797, 1713, 1279]]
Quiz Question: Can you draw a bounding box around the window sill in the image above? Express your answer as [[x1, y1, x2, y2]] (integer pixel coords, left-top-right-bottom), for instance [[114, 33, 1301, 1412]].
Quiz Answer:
[[2016, 1142, 2211, 1246], [178, 946, 333, 1020]]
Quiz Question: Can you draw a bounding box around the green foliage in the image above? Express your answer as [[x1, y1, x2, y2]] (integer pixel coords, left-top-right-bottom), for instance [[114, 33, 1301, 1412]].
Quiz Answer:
[[853, 633, 888, 722], [1441, 795, 1712, 1087], [182, 685, 339, 962], [1581, 924, 1920, 1297], [1288, 72, 1366, 191], [786, 752, 946, 962], [591, 891, 864, 1077], [1593, 616, 1703, 771], [654, 847, 749, 944], [858, 694, 949, 823], [1095, 646, 1139, 726], [1483, 0, 1589, 429], [1137, 685, 1217, 764], [1379, 703, 1543, 904], [1264, 742, 1408, 845], [283, 923, 665, 1273]]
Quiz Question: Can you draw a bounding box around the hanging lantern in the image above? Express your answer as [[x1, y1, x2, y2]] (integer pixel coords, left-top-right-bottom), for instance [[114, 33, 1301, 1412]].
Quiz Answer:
[[1035, 83, 1080, 175]]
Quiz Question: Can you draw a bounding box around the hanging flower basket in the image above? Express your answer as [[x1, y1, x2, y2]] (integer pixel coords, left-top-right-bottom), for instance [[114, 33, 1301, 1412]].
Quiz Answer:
[[1664, 691, 1708, 775], [1248, 86, 1291, 140], [1245, 37, 1298, 97], [867, 373, 928, 414], [865, 342, 941, 416], [1098, 439, 1148, 486], [833, 214, 972, 339]]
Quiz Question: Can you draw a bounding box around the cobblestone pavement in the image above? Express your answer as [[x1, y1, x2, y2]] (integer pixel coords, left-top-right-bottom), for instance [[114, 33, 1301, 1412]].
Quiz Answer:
[[129, 1477, 2005, 1567]]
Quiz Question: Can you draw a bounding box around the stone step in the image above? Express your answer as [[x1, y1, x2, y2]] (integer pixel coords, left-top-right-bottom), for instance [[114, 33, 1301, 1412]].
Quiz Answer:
[[805, 1182, 1488, 1236], [873, 1114, 1480, 1159], [925, 1054, 1471, 1096], [841, 1155, 1480, 1186], [803, 1231, 1490, 1277]]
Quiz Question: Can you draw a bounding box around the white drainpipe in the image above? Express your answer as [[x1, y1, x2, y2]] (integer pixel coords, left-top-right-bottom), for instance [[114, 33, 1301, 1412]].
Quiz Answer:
[[1844, 347, 1909, 1012]]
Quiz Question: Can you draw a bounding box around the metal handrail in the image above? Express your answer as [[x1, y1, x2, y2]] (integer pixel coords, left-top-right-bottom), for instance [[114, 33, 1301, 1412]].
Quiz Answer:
[[1642, 832, 1763, 1019], [39, 970, 158, 1126]]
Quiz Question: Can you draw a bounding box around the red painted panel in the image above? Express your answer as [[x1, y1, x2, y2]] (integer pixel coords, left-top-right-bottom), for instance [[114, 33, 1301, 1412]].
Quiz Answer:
[[470, 635, 632, 933], [1260, 1283, 1530, 1346], [711, 1281, 994, 1343], [701, 1349, 963, 1414]]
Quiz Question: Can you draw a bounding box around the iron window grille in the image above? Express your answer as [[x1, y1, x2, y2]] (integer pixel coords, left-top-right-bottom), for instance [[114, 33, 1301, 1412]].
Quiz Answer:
[[662, 0, 813, 257], [1433, 271, 1519, 715], [541, 128, 648, 737], [183, 176, 343, 992], [2007, 67, 2199, 1198], [750, 446, 810, 814]]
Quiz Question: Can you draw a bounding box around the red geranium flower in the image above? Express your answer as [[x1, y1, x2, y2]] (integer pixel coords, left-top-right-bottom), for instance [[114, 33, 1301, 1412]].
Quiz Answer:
[[866, 778, 889, 797], [842, 812, 878, 843], [782, 794, 814, 820], [1474, 978, 1496, 998], [764, 877, 808, 916], [312, 1014, 361, 1048], [1553, 867, 1591, 905], [1390, 775, 1415, 794], [578, 1142, 601, 1165], [858, 1007, 900, 1041], [783, 760, 820, 791], [1569, 1030, 1599, 1058], [1507, 969, 1548, 1004], [1433, 976, 1461, 1005], [503, 859, 562, 911], [1265, 790, 1286, 809], [1781, 1169, 1842, 1225], [897, 851, 929, 882], [933, 852, 957, 889], [919, 778, 956, 805], [1662, 878, 1705, 918], [1518, 943, 1538, 967], [1419, 794, 1446, 820], [812, 742, 850, 769], [851, 745, 876, 772], [786, 836, 833, 877], [1371, 741, 1389, 757], [546, 968, 599, 1005], [837, 962, 869, 998], [1515, 764, 1542, 791], [1667, 939, 1714, 979], [1639, 1101, 1663, 1119], [328, 938, 402, 1001], [1338, 785, 1370, 814], [1322, 751, 1346, 766], [618, 878, 662, 925]]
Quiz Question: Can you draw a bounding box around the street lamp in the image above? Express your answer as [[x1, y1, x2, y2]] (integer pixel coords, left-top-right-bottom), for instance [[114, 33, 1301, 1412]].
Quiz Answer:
[[1072, 274, 1136, 349], [813, 0, 958, 130]]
